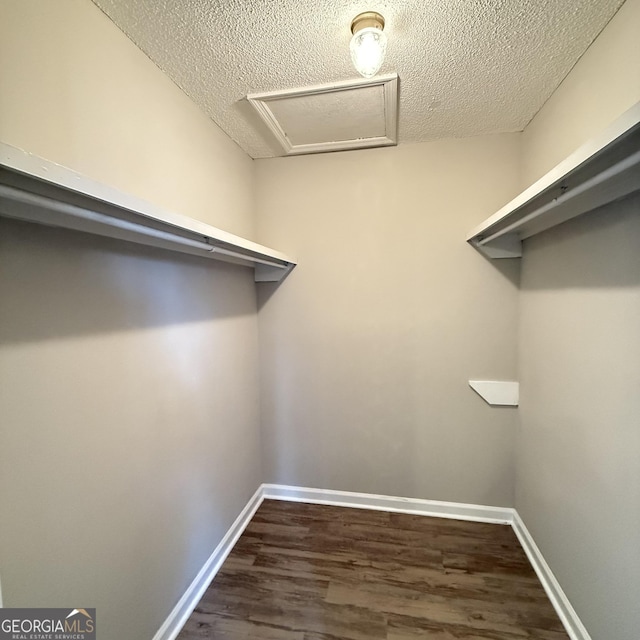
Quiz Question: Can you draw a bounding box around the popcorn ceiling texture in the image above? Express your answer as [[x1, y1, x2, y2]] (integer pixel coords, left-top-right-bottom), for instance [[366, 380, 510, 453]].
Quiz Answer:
[[92, 0, 624, 159]]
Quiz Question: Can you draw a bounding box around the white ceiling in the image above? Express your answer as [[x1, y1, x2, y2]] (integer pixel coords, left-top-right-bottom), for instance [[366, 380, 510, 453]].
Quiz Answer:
[[92, 0, 624, 159]]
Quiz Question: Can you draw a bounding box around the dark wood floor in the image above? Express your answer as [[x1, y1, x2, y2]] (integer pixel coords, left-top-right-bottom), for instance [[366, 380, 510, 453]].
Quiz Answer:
[[177, 500, 569, 639]]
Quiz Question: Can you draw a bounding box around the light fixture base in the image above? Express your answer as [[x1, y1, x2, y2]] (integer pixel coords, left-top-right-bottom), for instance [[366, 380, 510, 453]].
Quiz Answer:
[[350, 11, 385, 35]]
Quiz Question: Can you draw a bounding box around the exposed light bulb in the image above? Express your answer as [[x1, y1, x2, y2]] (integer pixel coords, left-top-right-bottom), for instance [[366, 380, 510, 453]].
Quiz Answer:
[[350, 28, 387, 78], [350, 12, 387, 78]]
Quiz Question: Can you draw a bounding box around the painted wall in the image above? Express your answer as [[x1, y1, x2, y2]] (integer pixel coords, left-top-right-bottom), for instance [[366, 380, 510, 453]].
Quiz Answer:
[[517, 0, 640, 637], [0, 0, 254, 238], [255, 135, 521, 507], [0, 2, 261, 639], [521, 0, 640, 186]]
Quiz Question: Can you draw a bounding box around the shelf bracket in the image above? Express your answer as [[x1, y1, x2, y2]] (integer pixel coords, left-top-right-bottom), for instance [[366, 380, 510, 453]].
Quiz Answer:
[[473, 233, 522, 259]]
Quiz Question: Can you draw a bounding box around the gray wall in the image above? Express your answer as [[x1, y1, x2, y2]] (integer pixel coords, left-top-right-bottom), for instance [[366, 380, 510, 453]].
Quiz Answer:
[[0, 220, 262, 638], [515, 1, 640, 638], [0, 2, 262, 638], [255, 136, 521, 507], [516, 195, 640, 639]]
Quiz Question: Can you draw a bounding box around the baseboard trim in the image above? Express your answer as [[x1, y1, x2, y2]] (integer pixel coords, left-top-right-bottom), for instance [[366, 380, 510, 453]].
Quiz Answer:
[[151, 486, 264, 640], [512, 511, 592, 640], [155, 483, 590, 640], [261, 483, 514, 524]]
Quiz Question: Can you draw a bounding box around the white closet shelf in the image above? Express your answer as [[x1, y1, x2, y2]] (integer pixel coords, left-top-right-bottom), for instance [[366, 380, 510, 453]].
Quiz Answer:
[[0, 143, 296, 282], [467, 102, 640, 258], [469, 381, 519, 407]]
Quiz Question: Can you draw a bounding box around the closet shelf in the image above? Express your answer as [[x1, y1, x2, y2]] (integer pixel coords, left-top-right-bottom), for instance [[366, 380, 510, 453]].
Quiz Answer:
[[0, 143, 296, 282], [469, 381, 519, 407], [467, 102, 640, 258]]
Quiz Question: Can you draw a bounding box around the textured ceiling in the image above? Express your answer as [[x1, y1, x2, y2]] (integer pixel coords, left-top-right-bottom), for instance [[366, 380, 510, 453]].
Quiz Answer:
[[92, 0, 624, 158]]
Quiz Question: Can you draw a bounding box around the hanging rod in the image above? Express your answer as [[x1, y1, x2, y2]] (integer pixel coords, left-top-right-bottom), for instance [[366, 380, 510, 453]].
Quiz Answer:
[[0, 184, 218, 254], [466, 101, 640, 259], [0, 143, 296, 281]]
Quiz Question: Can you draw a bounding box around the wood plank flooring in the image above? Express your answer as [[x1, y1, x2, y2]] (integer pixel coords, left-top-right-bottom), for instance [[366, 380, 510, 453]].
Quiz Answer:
[[177, 500, 569, 640]]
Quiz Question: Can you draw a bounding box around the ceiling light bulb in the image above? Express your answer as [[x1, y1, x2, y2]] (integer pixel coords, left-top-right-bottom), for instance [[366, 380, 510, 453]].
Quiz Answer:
[[350, 12, 387, 78]]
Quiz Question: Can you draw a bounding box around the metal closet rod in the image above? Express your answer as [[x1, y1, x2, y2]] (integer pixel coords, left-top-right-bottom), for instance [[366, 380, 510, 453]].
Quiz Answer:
[[479, 147, 640, 246], [0, 184, 286, 269]]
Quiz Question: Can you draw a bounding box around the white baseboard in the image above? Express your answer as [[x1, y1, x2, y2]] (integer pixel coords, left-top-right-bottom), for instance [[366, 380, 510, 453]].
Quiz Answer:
[[512, 511, 592, 640], [154, 483, 590, 640], [151, 486, 264, 640], [261, 483, 514, 524]]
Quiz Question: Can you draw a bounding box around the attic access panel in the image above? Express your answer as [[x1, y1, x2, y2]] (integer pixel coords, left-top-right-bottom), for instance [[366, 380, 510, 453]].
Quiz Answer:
[[248, 74, 398, 155]]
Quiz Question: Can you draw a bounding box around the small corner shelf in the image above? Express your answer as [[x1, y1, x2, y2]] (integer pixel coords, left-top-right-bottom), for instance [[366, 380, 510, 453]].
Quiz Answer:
[[469, 380, 519, 407], [467, 102, 640, 258], [0, 143, 296, 282]]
